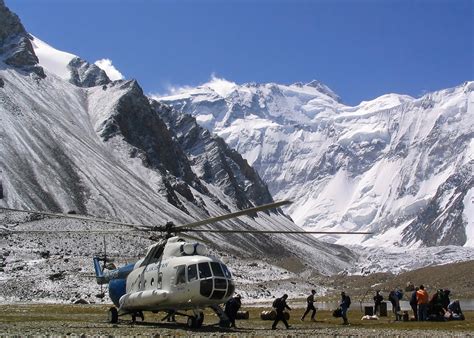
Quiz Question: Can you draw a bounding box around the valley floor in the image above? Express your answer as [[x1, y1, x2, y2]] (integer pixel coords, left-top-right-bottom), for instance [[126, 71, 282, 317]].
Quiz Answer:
[[0, 304, 472, 337]]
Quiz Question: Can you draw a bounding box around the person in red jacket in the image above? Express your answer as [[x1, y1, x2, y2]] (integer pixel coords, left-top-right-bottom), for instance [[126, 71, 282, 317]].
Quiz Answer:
[[416, 285, 429, 321]]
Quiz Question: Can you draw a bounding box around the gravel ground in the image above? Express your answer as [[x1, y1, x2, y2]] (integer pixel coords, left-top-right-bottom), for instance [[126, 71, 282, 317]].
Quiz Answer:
[[0, 304, 472, 337]]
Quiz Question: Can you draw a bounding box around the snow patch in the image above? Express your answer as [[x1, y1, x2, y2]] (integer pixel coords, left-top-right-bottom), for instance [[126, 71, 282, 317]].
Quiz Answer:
[[463, 187, 474, 247], [30, 35, 76, 80]]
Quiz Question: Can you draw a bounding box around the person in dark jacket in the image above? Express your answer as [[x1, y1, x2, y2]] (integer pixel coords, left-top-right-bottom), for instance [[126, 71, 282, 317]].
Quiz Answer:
[[429, 289, 446, 319], [410, 287, 419, 320], [389, 290, 402, 320], [301, 289, 317, 321], [224, 294, 242, 328], [442, 289, 451, 312], [272, 294, 292, 329], [340, 291, 351, 325], [373, 290, 383, 316]]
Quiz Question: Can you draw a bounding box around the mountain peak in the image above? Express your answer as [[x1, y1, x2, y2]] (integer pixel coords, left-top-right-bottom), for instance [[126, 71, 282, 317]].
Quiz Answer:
[[201, 76, 237, 97], [68, 57, 110, 88], [0, 1, 44, 77]]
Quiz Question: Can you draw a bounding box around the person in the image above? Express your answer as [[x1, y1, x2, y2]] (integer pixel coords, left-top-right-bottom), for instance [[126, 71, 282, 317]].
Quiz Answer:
[[340, 291, 351, 325], [373, 290, 383, 316], [441, 289, 451, 312], [301, 289, 317, 321], [429, 289, 446, 320], [388, 290, 400, 320], [447, 300, 465, 320], [416, 285, 429, 321], [272, 294, 292, 330], [409, 287, 419, 320], [224, 294, 242, 328], [395, 289, 403, 320]]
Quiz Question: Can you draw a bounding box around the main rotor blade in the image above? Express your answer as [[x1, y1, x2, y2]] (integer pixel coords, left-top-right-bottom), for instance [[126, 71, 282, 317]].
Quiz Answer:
[[172, 200, 292, 231], [181, 229, 373, 234], [2, 229, 140, 234], [0, 207, 150, 231]]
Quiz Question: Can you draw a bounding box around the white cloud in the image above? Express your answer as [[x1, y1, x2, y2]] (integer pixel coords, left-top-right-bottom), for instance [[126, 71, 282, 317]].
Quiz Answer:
[[206, 73, 237, 97], [94, 58, 124, 81], [153, 73, 237, 98]]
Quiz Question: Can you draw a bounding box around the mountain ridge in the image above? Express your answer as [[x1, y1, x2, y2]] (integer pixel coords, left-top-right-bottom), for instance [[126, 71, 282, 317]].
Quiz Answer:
[[0, 0, 359, 303], [157, 78, 474, 248]]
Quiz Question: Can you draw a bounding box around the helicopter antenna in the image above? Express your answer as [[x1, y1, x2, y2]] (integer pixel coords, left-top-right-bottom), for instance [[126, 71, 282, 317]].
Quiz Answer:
[[102, 236, 107, 271], [99, 236, 107, 299]]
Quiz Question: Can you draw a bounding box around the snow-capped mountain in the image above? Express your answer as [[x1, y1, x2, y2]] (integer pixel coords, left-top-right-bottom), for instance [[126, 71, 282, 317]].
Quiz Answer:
[[157, 77, 474, 248], [0, 1, 360, 302]]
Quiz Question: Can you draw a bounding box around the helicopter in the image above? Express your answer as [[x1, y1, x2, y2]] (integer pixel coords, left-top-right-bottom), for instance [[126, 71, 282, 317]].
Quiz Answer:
[[0, 200, 371, 328]]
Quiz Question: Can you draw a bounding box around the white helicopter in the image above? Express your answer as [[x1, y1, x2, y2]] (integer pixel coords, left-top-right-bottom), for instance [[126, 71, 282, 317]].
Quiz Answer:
[[1, 201, 371, 328]]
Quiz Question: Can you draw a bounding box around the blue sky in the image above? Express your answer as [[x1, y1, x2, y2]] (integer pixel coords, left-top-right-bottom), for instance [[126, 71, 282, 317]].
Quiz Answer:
[[7, 0, 473, 105]]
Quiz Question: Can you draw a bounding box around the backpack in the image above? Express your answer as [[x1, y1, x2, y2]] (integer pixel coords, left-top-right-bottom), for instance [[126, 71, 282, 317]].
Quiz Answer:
[[332, 308, 342, 317], [346, 296, 351, 308], [272, 298, 280, 309]]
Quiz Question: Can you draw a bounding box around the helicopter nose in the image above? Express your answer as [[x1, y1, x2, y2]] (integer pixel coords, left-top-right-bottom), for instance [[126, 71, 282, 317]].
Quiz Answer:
[[200, 277, 235, 300], [198, 262, 234, 300]]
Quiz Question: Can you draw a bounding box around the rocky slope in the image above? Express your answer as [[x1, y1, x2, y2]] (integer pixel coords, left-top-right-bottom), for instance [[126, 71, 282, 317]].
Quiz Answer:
[[0, 0, 356, 302]]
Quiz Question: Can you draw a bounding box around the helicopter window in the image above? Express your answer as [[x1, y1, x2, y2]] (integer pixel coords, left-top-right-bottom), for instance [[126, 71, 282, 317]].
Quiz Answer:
[[198, 262, 212, 279], [175, 265, 186, 285], [210, 262, 225, 277], [221, 264, 232, 279], [157, 273, 162, 289], [187, 264, 198, 282], [151, 278, 154, 286]]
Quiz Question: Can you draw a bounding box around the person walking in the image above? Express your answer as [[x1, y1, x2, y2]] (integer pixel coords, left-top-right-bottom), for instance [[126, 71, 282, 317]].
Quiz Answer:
[[416, 285, 429, 321], [373, 290, 383, 316], [340, 291, 351, 325], [224, 294, 242, 328], [272, 294, 292, 330], [301, 289, 317, 321]]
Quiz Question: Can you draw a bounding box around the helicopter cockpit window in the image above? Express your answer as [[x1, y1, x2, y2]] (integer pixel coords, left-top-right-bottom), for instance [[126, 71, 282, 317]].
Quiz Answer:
[[176, 265, 186, 285], [198, 262, 212, 279], [221, 264, 232, 279], [187, 264, 198, 282], [210, 262, 225, 277]]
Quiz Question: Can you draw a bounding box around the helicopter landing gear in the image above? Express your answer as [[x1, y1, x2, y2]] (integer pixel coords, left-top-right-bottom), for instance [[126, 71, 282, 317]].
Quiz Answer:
[[108, 307, 118, 324], [131, 311, 144, 323], [187, 310, 204, 328]]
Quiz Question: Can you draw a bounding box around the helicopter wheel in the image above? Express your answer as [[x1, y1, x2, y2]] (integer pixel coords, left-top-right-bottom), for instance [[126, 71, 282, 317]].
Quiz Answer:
[[187, 316, 197, 328], [108, 307, 118, 324]]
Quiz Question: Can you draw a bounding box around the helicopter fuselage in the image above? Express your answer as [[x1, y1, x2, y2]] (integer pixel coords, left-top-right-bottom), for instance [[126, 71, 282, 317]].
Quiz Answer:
[[94, 237, 235, 314]]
